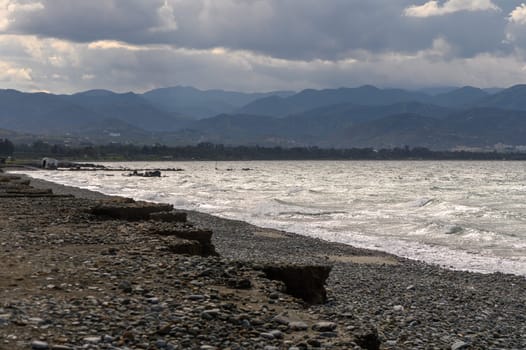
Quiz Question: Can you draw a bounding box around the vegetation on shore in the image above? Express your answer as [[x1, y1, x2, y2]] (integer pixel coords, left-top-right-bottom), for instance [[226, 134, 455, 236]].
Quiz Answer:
[[5, 139, 526, 161]]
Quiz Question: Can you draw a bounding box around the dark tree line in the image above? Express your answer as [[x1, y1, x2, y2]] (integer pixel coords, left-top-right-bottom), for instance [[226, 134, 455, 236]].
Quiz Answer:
[[0, 139, 14, 157], [12, 141, 526, 161]]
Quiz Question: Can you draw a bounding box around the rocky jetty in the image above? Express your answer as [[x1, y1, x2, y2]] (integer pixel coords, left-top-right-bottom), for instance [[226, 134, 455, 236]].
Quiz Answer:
[[1, 170, 526, 349]]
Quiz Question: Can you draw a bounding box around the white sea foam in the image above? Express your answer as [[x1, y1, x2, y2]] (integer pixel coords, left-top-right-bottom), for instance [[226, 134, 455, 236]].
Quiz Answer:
[[14, 160, 526, 276]]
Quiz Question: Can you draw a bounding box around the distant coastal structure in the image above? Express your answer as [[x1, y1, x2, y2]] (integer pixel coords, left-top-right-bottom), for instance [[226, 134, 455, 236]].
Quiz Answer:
[[41, 157, 59, 169]]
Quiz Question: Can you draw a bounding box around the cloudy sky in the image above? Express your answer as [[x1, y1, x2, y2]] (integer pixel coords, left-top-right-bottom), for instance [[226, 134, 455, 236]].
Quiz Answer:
[[1, 0, 526, 93]]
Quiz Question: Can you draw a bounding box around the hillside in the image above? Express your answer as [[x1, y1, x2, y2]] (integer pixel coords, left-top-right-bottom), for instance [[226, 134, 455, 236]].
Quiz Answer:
[[1, 84, 526, 150], [142, 86, 294, 119]]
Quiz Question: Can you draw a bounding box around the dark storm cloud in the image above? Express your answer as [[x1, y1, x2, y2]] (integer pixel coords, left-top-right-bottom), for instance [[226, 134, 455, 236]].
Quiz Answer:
[[4, 0, 523, 60], [2, 0, 526, 93], [5, 0, 166, 42]]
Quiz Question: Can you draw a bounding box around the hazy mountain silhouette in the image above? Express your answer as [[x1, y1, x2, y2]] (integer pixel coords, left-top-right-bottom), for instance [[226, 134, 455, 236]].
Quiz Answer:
[[432, 86, 489, 108], [238, 85, 432, 116], [142, 86, 294, 119], [1, 84, 526, 149], [475, 85, 526, 110], [63, 90, 182, 131]]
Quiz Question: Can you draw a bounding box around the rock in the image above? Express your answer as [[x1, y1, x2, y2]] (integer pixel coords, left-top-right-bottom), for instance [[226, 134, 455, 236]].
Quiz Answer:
[[28, 317, 46, 325], [0, 313, 11, 324], [51, 346, 73, 350], [90, 200, 173, 221], [146, 297, 159, 304], [83, 336, 101, 344], [269, 330, 283, 339], [307, 339, 322, 347], [149, 211, 187, 223], [261, 264, 332, 304], [103, 335, 114, 343], [269, 292, 280, 299], [354, 327, 381, 350], [273, 314, 291, 325], [393, 305, 404, 312], [154, 227, 218, 256], [260, 332, 275, 340], [167, 239, 212, 257], [157, 323, 172, 336], [201, 309, 221, 320], [118, 280, 133, 293], [155, 339, 167, 348], [318, 332, 337, 338], [289, 321, 309, 331], [31, 341, 49, 350], [187, 294, 206, 301], [451, 341, 471, 350], [312, 321, 337, 332], [226, 278, 252, 289]]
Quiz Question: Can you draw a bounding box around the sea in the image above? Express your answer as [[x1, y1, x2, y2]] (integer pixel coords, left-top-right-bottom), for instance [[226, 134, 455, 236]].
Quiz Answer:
[[16, 160, 526, 276]]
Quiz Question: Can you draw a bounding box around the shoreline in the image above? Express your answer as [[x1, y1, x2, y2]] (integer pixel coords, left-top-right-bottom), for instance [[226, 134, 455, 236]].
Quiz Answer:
[[24, 169, 526, 277], [27, 174, 402, 266], [2, 170, 526, 349]]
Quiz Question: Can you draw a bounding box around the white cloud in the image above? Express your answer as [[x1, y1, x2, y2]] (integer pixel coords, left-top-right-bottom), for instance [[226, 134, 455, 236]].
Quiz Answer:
[[2, 30, 526, 94], [81, 73, 94, 80], [88, 40, 151, 51], [404, 0, 499, 18], [0, 0, 43, 30], [149, 0, 178, 32], [424, 37, 454, 58], [0, 60, 32, 81], [509, 3, 526, 24], [0, 1, 525, 93]]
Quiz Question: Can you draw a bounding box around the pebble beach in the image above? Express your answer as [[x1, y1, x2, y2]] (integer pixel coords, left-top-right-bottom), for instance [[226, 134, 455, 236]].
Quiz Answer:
[[1, 170, 525, 350]]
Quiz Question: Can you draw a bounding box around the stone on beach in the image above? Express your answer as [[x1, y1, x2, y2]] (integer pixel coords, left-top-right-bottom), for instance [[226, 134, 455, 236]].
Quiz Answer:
[[149, 210, 187, 223], [90, 199, 173, 221], [354, 327, 381, 350], [166, 238, 213, 256], [31, 341, 49, 349], [151, 225, 217, 256], [451, 341, 471, 350], [312, 321, 337, 332], [261, 264, 332, 304], [90, 197, 216, 256]]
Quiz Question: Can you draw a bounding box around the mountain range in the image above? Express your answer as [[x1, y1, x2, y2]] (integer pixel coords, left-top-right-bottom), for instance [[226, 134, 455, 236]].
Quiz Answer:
[[1, 84, 526, 150]]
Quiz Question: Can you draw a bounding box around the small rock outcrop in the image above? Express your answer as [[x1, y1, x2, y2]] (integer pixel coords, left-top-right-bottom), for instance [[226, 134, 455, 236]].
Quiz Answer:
[[152, 226, 217, 257], [354, 327, 381, 350], [149, 210, 187, 223], [90, 199, 173, 221], [0, 174, 71, 198], [90, 200, 217, 256], [164, 237, 217, 256], [261, 264, 332, 304]]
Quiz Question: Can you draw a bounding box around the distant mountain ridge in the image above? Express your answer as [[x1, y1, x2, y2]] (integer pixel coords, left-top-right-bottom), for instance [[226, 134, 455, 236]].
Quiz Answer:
[[142, 86, 295, 119], [238, 85, 433, 116], [1, 84, 526, 149]]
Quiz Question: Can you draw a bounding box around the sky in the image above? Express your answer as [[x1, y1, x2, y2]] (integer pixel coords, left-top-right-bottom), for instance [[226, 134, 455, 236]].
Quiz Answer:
[[1, 0, 526, 93]]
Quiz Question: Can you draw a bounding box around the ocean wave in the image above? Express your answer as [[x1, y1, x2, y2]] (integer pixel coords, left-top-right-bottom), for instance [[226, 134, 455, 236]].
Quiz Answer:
[[411, 197, 434, 207], [278, 210, 347, 217]]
